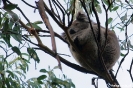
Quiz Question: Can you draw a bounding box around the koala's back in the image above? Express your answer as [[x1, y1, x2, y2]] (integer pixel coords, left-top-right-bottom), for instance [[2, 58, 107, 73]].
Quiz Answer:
[[69, 23, 119, 70], [102, 30, 120, 70]]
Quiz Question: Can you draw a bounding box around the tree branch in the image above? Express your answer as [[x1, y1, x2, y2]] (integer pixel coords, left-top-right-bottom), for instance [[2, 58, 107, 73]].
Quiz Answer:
[[36, 0, 62, 70]]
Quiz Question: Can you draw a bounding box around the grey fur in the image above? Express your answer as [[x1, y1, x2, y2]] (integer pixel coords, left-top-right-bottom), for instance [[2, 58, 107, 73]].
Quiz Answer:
[[62, 12, 120, 83]]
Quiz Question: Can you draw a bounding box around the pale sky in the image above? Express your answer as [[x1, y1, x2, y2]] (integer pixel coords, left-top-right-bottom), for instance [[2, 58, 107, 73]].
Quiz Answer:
[[4, 0, 133, 88]]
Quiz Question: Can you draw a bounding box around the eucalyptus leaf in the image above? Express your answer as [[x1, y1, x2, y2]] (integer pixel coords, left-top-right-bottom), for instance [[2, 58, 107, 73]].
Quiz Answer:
[[108, 17, 113, 24], [121, 13, 127, 21], [4, 4, 18, 10], [40, 69, 47, 73], [112, 6, 119, 11], [95, 4, 102, 13], [12, 46, 21, 56], [11, 34, 22, 44], [27, 48, 40, 63], [5, 10, 19, 21], [33, 21, 43, 24], [37, 75, 47, 80], [6, 70, 14, 78], [26, 23, 42, 30]]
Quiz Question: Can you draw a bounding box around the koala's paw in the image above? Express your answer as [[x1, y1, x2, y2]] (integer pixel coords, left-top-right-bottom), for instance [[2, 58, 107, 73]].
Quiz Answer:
[[74, 36, 82, 50], [69, 29, 76, 34]]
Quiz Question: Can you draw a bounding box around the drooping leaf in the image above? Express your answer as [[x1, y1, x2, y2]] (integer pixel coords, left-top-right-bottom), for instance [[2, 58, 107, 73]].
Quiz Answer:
[[37, 75, 47, 80], [102, 0, 109, 6], [5, 10, 19, 21], [121, 53, 125, 56], [4, 4, 18, 10], [121, 13, 127, 21], [26, 23, 42, 30], [12, 46, 21, 56], [33, 21, 43, 24], [11, 34, 22, 44], [15, 71, 26, 79], [40, 69, 47, 73], [5, 78, 11, 88], [130, 0, 133, 3], [117, 27, 124, 31], [19, 64, 26, 73], [112, 6, 119, 11], [1, 19, 12, 47], [8, 78, 18, 88], [27, 48, 40, 63], [2, 33, 12, 47], [108, 17, 113, 24], [8, 20, 14, 29], [6, 70, 14, 78], [11, 24, 22, 43], [95, 4, 102, 13]]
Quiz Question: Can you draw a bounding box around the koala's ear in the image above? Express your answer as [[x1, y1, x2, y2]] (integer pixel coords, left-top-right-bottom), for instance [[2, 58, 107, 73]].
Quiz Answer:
[[76, 11, 88, 22]]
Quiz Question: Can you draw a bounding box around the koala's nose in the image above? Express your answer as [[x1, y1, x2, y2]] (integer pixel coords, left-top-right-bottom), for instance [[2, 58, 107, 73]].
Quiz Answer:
[[69, 29, 76, 34]]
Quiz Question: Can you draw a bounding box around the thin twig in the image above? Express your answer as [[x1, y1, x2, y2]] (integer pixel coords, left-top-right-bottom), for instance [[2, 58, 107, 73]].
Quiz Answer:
[[127, 58, 133, 82], [36, 29, 68, 44], [21, 0, 37, 9], [43, 1, 67, 29], [7, 0, 33, 28], [115, 25, 129, 77]]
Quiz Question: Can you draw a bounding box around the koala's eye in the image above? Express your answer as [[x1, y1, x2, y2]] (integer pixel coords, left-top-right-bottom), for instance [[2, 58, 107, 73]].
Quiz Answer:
[[69, 29, 76, 34]]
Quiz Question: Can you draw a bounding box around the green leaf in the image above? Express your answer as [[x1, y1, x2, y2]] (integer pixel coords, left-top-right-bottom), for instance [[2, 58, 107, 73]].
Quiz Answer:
[[40, 69, 47, 73], [21, 53, 30, 61], [19, 64, 26, 73], [11, 25, 22, 43], [112, 6, 119, 11], [5, 78, 11, 88], [3, 19, 9, 32], [8, 20, 14, 29], [37, 80, 43, 84], [26, 23, 42, 30], [6, 70, 14, 78], [37, 75, 47, 80], [8, 57, 19, 66], [117, 27, 124, 31], [15, 71, 26, 79], [0, 40, 5, 44], [33, 21, 43, 24], [27, 48, 40, 63], [121, 53, 125, 56], [102, 0, 109, 6], [11, 34, 22, 44], [53, 66, 59, 70], [108, 17, 113, 24], [5, 10, 19, 21], [121, 13, 127, 21], [8, 78, 18, 88], [12, 46, 21, 56], [130, 0, 133, 3], [95, 4, 102, 13], [1, 19, 12, 47], [4, 4, 18, 10]]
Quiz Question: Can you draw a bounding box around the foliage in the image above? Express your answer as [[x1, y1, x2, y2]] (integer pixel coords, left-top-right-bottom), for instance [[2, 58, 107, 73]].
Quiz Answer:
[[0, 0, 133, 88], [0, 4, 75, 88]]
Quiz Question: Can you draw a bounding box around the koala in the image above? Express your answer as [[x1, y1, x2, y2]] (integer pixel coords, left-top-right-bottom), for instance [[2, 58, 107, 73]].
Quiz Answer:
[[62, 12, 120, 83]]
